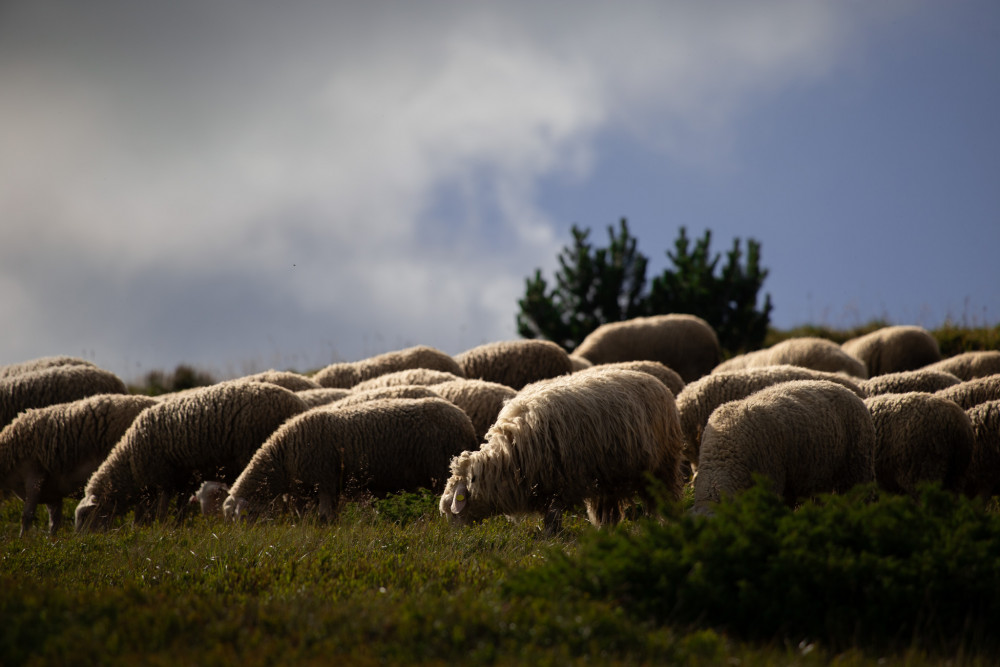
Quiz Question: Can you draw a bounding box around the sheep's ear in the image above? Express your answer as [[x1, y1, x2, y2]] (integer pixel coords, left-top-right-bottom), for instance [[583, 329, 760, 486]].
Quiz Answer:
[[451, 483, 468, 515]]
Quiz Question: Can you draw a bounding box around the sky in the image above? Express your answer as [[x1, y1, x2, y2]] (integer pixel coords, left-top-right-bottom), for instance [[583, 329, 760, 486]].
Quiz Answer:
[[1, 1, 998, 382]]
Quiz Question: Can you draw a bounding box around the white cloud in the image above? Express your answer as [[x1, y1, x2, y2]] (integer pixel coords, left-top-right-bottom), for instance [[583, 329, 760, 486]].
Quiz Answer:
[[0, 1, 908, 378]]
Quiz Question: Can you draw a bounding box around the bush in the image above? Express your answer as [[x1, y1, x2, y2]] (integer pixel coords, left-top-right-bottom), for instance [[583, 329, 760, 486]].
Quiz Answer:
[[507, 481, 1000, 656]]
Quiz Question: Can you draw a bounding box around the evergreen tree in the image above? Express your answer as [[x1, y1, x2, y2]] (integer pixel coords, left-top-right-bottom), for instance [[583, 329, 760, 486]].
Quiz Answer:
[[517, 219, 772, 355]]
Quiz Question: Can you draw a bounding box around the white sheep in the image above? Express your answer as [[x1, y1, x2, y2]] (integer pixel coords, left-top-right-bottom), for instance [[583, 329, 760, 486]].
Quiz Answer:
[[312, 345, 464, 389], [1, 365, 128, 430], [189, 480, 230, 517], [572, 314, 721, 383], [841, 325, 941, 376], [923, 351, 1000, 381], [440, 368, 685, 534], [693, 380, 876, 514], [429, 379, 517, 441], [713, 337, 868, 379], [295, 388, 353, 408], [860, 369, 963, 396], [237, 370, 321, 392], [864, 393, 974, 496], [675, 365, 865, 470], [963, 400, 1000, 498], [349, 368, 463, 392], [0, 356, 97, 379], [223, 397, 479, 522], [936, 374, 1000, 409], [0, 393, 158, 535], [584, 360, 685, 398], [453, 339, 573, 390], [74, 381, 308, 531]]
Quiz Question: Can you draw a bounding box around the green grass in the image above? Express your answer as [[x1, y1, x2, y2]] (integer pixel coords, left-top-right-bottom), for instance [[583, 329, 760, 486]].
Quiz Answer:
[[5, 487, 999, 665]]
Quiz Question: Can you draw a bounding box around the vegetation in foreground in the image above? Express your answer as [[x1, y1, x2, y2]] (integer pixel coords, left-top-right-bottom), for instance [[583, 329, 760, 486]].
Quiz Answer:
[[4, 484, 1000, 665]]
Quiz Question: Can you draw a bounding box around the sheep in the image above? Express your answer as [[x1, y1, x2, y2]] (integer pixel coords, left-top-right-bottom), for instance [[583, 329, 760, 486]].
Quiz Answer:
[[860, 369, 963, 396], [572, 314, 721, 383], [331, 385, 441, 408], [963, 400, 1000, 498], [1, 365, 128, 430], [585, 360, 685, 398], [936, 374, 1000, 409], [350, 368, 463, 392], [0, 393, 158, 536], [74, 381, 308, 531], [223, 397, 479, 522], [238, 370, 320, 392], [312, 345, 464, 389], [568, 355, 593, 372], [923, 351, 1000, 381], [713, 337, 868, 379], [440, 368, 685, 535], [429, 379, 517, 441], [189, 480, 230, 517], [453, 339, 573, 390], [692, 380, 876, 514], [0, 356, 97, 379], [864, 393, 973, 496], [675, 365, 865, 470], [295, 388, 353, 408], [841, 325, 942, 376]]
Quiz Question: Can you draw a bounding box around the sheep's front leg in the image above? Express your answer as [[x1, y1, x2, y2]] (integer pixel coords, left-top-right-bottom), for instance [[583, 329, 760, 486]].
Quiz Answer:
[[19, 471, 45, 537], [46, 501, 63, 535]]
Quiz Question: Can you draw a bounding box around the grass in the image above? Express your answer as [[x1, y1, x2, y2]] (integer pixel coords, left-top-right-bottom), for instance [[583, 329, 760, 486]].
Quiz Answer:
[[3, 488, 998, 666]]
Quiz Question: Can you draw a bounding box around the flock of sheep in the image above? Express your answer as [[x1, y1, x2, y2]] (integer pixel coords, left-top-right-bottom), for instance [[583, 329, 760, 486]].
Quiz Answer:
[[2, 314, 999, 538]]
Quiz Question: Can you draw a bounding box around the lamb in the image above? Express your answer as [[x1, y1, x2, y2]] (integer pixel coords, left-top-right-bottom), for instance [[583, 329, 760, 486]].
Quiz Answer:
[[864, 393, 973, 496], [0, 356, 97, 379], [312, 345, 464, 389], [572, 314, 721, 383], [841, 325, 942, 377], [0, 393, 158, 535], [713, 337, 868, 379], [860, 369, 963, 396], [1, 365, 129, 430], [238, 370, 321, 391], [585, 360, 685, 398], [453, 340, 573, 390], [74, 381, 308, 531], [429, 379, 517, 441], [693, 380, 876, 514], [223, 397, 479, 522], [295, 388, 353, 408], [923, 351, 1000, 381], [963, 400, 1000, 498], [189, 480, 230, 517], [936, 374, 1000, 409], [675, 365, 865, 470], [440, 368, 685, 534], [349, 368, 463, 392]]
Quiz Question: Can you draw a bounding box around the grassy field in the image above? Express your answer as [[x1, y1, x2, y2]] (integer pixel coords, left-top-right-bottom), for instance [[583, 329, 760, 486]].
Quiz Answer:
[[4, 485, 1000, 666]]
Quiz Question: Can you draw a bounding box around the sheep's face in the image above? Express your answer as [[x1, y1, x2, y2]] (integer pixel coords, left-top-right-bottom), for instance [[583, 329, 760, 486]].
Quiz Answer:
[[439, 455, 491, 526], [74, 494, 113, 532], [222, 494, 256, 522]]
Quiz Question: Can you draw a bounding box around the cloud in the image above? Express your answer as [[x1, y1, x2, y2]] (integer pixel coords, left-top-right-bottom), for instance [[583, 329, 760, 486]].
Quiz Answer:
[[0, 1, 906, 379]]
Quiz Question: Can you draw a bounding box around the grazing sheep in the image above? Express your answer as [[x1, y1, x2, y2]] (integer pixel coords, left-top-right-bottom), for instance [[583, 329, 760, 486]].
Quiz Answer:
[[864, 393, 973, 496], [238, 370, 320, 392], [454, 340, 573, 390], [189, 480, 230, 517], [923, 351, 1000, 381], [74, 381, 308, 531], [349, 368, 463, 392], [1, 365, 128, 430], [440, 368, 685, 534], [430, 379, 517, 441], [936, 374, 1000, 409], [295, 388, 352, 408], [675, 365, 865, 470], [963, 400, 1000, 498], [0, 393, 158, 536], [713, 337, 868, 379], [573, 314, 721, 383], [313, 345, 464, 389], [0, 356, 97, 379], [586, 360, 685, 398], [841, 325, 942, 376], [223, 397, 479, 522], [693, 380, 876, 514], [860, 369, 962, 396]]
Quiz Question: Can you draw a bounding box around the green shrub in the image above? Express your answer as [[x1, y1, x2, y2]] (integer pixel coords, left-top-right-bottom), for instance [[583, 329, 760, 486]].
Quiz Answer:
[[508, 481, 1000, 656]]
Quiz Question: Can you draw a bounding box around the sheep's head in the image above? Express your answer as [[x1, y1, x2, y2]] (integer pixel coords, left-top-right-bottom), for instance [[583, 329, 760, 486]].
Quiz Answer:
[[74, 494, 114, 532], [439, 452, 490, 526], [222, 494, 255, 522], [191, 481, 230, 517]]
